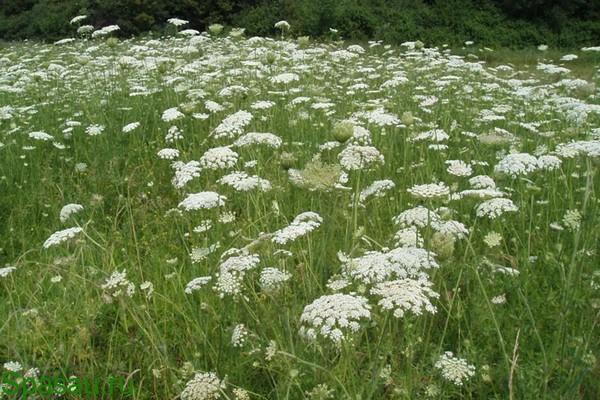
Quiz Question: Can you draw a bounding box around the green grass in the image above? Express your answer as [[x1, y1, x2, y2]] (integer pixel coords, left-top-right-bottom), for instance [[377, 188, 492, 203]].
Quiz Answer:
[[0, 35, 599, 399]]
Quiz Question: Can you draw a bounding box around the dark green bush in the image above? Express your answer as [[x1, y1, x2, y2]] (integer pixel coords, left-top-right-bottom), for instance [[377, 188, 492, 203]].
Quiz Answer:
[[0, 0, 598, 48]]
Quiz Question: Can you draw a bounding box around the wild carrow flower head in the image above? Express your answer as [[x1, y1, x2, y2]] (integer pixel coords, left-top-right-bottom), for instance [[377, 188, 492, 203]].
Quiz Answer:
[[212, 110, 253, 139], [393, 206, 441, 228], [199, 147, 238, 170], [180, 372, 224, 400], [476, 198, 518, 219], [338, 145, 384, 170], [371, 277, 439, 318], [101, 269, 135, 300], [218, 171, 271, 192], [359, 180, 395, 202], [185, 276, 212, 294], [172, 161, 201, 189], [259, 267, 291, 293], [407, 182, 450, 199], [178, 192, 226, 211], [299, 293, 371, 344], [272, 212, 322, 245], [494, 153, 539, 177], [162, 107, 184, 122], [344, 247, 438, 284], [43, 227, 83, 248], [233, 132, 282, 148], [59, 203, 84, 223], [434, 352, 476, 386]]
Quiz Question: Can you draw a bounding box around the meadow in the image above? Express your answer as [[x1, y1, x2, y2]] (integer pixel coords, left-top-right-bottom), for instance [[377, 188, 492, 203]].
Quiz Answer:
[[1, 21, 600, 399]]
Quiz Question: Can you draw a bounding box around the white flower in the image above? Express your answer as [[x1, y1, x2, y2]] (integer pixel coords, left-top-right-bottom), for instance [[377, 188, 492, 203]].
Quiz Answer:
[[231, 324, 248, 347], [272, 212, 322, 245], [338, 145, 384, 170], [101, 269, 135, 300], [274, 20, 290, 30], [205, 100, 224, 113], [29, 131, 54, 141], [233, 132, 282, 148], [91, 25, 120, 38], [199, 147, 238, 170], [171, 160, 201, 188], [122, 122, 140, 133], [537, 155, 562, 171], [562, 209, 582, 231], [445, 160, 473, 177], [407, 182, 450, 199], [0, 266, 16, 278], [393, 206, 441, 228], [299, 294, 371, 344], [70, 15, 87, 24], [190, 244, 219, 263], [167, 18, 189, 27], [212, 110, 253, 139], [432, 220, 469, 239], [494, 153, 539, 177], [359, 180, 395, 202], [434, 352, 475, 386], [43, 227, 83, 248], [85, 124, 104, 136], [218, 171, 271, 192], [185, 276, 212, 294], [271, 73, 299, 84], [250, 100, 275, 110], [344, 246, 438, 284], [483, 232, 502, 248], [554, 140, 600, 158], [476, 198, 518, 219], [259, 267, 291, 293], [59, 203, 84, 223], [179, 192, 226, 211], [468, 175, 496, 189], [491, 294, 507, 304], [157, 148, 179, 160], [213, 253, 260, 298], [140, 281, 154, 299], [3, 361, 22, 372], [412, 129, 449, 142], [393, 227, 424, 248], [180, 372, 224, 400], [193, 220, 213, 233], [162, 107, 184, 122], [371, 277, 439, 318]]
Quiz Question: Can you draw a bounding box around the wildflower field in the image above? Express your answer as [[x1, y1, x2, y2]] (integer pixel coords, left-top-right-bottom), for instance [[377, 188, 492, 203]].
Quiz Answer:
[[1, 22, 600, 399]]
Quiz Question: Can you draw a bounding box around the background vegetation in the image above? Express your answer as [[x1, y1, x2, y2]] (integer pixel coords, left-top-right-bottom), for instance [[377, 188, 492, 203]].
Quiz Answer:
[[1, 0, 599, 48]]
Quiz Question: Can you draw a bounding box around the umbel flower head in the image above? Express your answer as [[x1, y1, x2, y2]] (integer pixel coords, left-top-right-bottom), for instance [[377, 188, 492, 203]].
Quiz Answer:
[[371, 277, 439, 318], [407, 182, 450, 199], [43, 227, 83, 249], [59, 203, 84, 223], [178, 192, 226, 211], [434, 351, 475, 386], [299, 293, 371, 344], [272, 211, 323, 245], [199, 147, 239, 170], [338, 145, 384, 171], [475, 198, 518, 219], [180, 372, 225, 400]]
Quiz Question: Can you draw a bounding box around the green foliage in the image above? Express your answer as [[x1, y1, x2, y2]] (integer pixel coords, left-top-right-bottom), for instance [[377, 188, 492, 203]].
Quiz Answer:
[[0, 0, 599, 47]]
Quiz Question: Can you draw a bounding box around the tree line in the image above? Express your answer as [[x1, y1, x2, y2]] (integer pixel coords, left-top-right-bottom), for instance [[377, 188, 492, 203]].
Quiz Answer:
[[1, 0, 599, 48]]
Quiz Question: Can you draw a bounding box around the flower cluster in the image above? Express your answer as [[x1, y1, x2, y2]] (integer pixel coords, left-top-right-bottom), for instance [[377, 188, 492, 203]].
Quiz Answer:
[[434, 352, 476, 386], [299, 294, 371, 344], [179, 192, 226, 211], [272, 212, 323, 245]]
